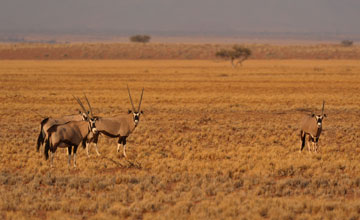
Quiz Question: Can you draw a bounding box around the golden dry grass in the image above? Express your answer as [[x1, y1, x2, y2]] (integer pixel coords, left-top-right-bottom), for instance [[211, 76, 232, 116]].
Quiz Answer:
[[1, 60, 360, 219]]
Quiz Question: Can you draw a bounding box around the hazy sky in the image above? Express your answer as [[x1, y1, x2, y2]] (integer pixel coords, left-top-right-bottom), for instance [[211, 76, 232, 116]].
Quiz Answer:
[[1, 0, 360, 35]]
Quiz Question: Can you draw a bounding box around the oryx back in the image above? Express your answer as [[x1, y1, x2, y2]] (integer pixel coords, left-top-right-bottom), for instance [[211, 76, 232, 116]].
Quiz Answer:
[[43, 115, 84, 134], [47, 121, 89, 148], [96, 116, 134, 137]]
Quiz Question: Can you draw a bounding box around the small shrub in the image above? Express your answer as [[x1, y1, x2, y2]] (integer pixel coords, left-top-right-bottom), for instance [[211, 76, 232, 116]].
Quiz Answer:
[[341, 40, 353, 47], [234, 180, 244, 189], [130, 35, 151, 43], [259, 206, 268, 218]]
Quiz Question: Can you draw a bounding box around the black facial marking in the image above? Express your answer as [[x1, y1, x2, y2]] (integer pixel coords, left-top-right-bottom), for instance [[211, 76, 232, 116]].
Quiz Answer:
[[89, 118, 97, 131], [133, 112, 140, 122], [315, 115, 324, 127]]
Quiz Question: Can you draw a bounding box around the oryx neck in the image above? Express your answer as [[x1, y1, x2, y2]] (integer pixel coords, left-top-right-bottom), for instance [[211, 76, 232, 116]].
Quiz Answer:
[[126, 114, 137, 131], [315, 127, 322, 138]]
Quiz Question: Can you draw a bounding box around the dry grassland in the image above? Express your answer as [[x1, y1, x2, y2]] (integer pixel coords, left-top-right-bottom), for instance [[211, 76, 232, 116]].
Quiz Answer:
[[1, 59, 360, 219], [1, 43, 360, 60]]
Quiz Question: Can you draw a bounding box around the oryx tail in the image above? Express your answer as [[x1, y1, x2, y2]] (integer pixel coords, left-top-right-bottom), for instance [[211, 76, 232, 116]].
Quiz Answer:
[[44, 135, 50, 160], [300, 130, 306, 151], [37, 117, 50, 152]]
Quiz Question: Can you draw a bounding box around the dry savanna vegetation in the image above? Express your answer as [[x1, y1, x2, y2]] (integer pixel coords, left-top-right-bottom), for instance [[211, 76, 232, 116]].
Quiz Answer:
[[0, 42, 360, 60], [1, 58, 360, 220]]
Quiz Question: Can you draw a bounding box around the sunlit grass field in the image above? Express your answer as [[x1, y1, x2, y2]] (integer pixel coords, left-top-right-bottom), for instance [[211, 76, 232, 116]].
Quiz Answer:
[[1, 60, 360, 219]]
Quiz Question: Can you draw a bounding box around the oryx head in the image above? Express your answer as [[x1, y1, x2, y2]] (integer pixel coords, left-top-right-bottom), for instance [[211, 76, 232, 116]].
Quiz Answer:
[[127, 85, 144, 126], [78, 110, 90, 121], [312, 100, 327, 128], [88, 117, 98, 133]]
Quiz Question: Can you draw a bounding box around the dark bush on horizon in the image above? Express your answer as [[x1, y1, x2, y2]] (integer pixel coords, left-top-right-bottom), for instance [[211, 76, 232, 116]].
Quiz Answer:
[[341, 40, 353, 47], [130, 35, 151, 43]]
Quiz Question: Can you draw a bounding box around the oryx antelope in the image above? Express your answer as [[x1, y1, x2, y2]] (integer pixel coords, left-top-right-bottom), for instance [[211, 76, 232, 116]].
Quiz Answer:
[[300, 101, 327, 153], [44, 96, 97, 167], [36, 111, 89, 152], [86, 86, 144, 158]]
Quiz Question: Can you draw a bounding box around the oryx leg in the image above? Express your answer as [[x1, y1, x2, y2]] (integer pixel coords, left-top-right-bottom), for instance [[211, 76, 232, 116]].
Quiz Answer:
[[123, 138, 127, 158], [118, 136, 127, 158], [117, 137, 123, 153], [50, 146, 57, 168], [94, 143, 101, 156], [310, 137, 317, 152], [67, 147, 72, 166], [90, 135, 100, 156], [307, 136, 312, 152], [117, 143, 121, 153], [314, 137, 319, 152], [44, 140, 50, 161], [311, 141, 315, 152], [86, 142, 90, 158], [51, 152, 55, 168], [73, 145, 78, 168], [88, 142, 99, 156]]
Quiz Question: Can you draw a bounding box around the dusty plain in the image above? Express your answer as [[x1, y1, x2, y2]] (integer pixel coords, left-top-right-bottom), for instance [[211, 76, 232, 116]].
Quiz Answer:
[[1, 59, 360, 219], [1, 43, 360, 60]]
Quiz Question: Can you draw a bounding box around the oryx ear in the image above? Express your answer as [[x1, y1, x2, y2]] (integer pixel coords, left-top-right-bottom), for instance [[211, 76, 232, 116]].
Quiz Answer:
[[87, 111, 90, 114], [78, 110, 82, 114], [311, 113, 315, 117], [128, 109, 132, 114], [140, 110, 144, 114], [323, 114, 327, 117]]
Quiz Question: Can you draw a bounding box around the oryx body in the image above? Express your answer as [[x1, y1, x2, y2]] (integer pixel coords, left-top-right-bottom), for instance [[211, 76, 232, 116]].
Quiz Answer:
[[45, 119, 97, 167], [36, 113, 87, 152], [300, 101, 327, 152], [87, 114, 139, 157], [86, 86, 144, 158]]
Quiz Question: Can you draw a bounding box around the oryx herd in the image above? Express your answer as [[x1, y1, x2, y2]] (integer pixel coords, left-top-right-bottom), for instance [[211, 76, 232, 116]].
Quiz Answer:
[[36, 85, 326, 167], [36, 86, 144, 167]]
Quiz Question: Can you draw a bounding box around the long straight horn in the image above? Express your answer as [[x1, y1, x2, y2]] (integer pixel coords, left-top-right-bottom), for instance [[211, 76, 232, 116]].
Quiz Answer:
[[72, 95, 88, 117], [83, 94, 93, 117], [322, 100, 325, 115], [137, 88, 144, 112], [127, 84, 136, 112]]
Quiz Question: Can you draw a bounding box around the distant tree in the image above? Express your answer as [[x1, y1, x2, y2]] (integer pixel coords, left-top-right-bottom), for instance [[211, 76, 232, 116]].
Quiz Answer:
[[341, 40, 353, 47], [130, 35, 151, 43], [216, 45, 251, 67], [47, 40, 57, 44]]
